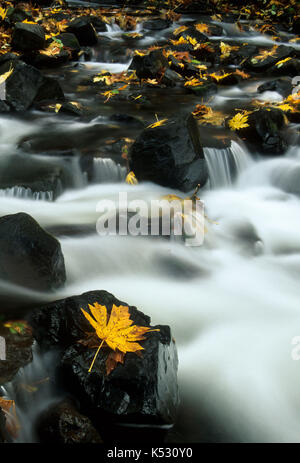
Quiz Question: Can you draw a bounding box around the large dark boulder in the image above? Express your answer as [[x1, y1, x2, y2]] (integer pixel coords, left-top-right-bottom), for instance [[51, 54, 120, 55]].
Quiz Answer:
[[0, 60, 64, 111], [130, 113, 208, 192], [239, 108, 287, 155], [35, 399, 103, 443], [12, 23, 46, 52], [66, 17, 98, 46], [28, 290, 179, 442], [0, 213, 66, 294], [130, 49, 169, 80]]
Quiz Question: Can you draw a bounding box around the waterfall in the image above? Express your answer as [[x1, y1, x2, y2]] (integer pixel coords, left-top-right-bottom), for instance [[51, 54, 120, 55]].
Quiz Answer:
[[1, 345, 62, 443], [93, 158, 127, 183], [0, 187, 53, 201], [204, 140, 251, 188]]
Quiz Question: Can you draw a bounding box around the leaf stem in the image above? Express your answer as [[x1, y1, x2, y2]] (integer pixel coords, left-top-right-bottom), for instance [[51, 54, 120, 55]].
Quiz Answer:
[[88, 339, 105, 373]]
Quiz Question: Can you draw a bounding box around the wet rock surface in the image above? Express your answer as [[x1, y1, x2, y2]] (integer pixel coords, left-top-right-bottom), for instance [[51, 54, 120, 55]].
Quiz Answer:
[[0, 323, 33, 385], [0, 60, 64, 111], [28, 290, 179, 441], [130, 113, 208, 192], [35, 399, 103, 443], [0, 213, 66, 301]]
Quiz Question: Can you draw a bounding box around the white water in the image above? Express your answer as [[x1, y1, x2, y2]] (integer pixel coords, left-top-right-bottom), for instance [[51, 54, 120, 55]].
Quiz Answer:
[[1, 113, 300, 441]]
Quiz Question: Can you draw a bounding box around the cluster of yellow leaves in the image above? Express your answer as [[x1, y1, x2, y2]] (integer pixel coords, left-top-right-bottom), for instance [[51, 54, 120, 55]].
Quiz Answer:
[[228, 112, 251, 130], [219, 42, 238, 59], [192, 104, 225, 126], [80, 302, 159, 374]]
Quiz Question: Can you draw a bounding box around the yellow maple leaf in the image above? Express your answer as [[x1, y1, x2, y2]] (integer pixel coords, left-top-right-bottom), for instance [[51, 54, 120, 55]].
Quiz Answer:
[[173, 25, 188, 36], [275, 57, 291, 68], [252, 45, 278, 63], [81, 302, 159, 373], [210, 71, 232, 82], [277, 103, 294, 112], [220, 41, 232, 59], [126, 171, 138, 185], [0, 7, 7, 20], [195, 23, 210, 35], [147, 115, 168, 129], [184, 78, 203, 87], [0, 65, 13, 86], [228, 112, 250, 130]]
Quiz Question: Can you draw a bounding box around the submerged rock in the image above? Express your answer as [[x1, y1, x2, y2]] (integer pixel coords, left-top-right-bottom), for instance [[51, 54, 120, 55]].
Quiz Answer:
[[130, 113, 208, 192], [29, 290, 179, 441], [35, 399, 103, 443], [0, 213, 66, 295]]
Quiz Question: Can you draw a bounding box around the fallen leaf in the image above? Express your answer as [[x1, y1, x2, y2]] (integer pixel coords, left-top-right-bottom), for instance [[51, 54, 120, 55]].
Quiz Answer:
[[228, 112, 250, 130], [126, 171, 138, 185], [80, 302, 159, 373]]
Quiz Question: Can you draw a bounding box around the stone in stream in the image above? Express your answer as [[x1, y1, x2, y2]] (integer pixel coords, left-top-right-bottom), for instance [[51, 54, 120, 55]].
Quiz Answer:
[[28, 290, 179, 442], [130, 49, 169, 80], [35, 399, 103, 443], [55, 33, 81, 55], [257, 78, 292, 98], [0, 60, 64, 111], [143, 19, 171, 30], [11, 23, 46, 52], [0, 212, 66, 295], [244, 45, 295, 73], [230, 107, 287, 155], [66, 17, 98, 46], [0, 154, 67, 200], [7, 7, 33, 24], [130, 113, 208, 192], [0, 321, 33, 385]]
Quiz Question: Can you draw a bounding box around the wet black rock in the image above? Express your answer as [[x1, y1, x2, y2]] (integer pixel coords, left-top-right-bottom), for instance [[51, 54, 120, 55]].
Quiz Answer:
[[56, 102, 83, 117], [7, 8, 33, 24], [130, 113, 208, 192], [0, 154, 67, 199], [12, 23, 46, 52], [35, 399, 103, 443], [29, 290, 179, 441], [237, 108, 287, 155], [143, 19, 171, 30], [23, 49, 70, 69], [67, 17, 98, 46], [257, 78, 292, 98], [244, 45, 294, 72], [269, 58, 300, 77], [0, 212, 66, 294], [0, 322, 33, 385], [55, 33, 81, 54], [0, 60, 64, 111], [161, 68, 184, 87], [130, 49, 169, 80]]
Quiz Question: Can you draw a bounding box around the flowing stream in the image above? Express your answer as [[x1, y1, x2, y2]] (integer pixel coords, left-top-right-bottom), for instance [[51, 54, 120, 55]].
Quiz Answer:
[[1, 15, 300, 443]]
